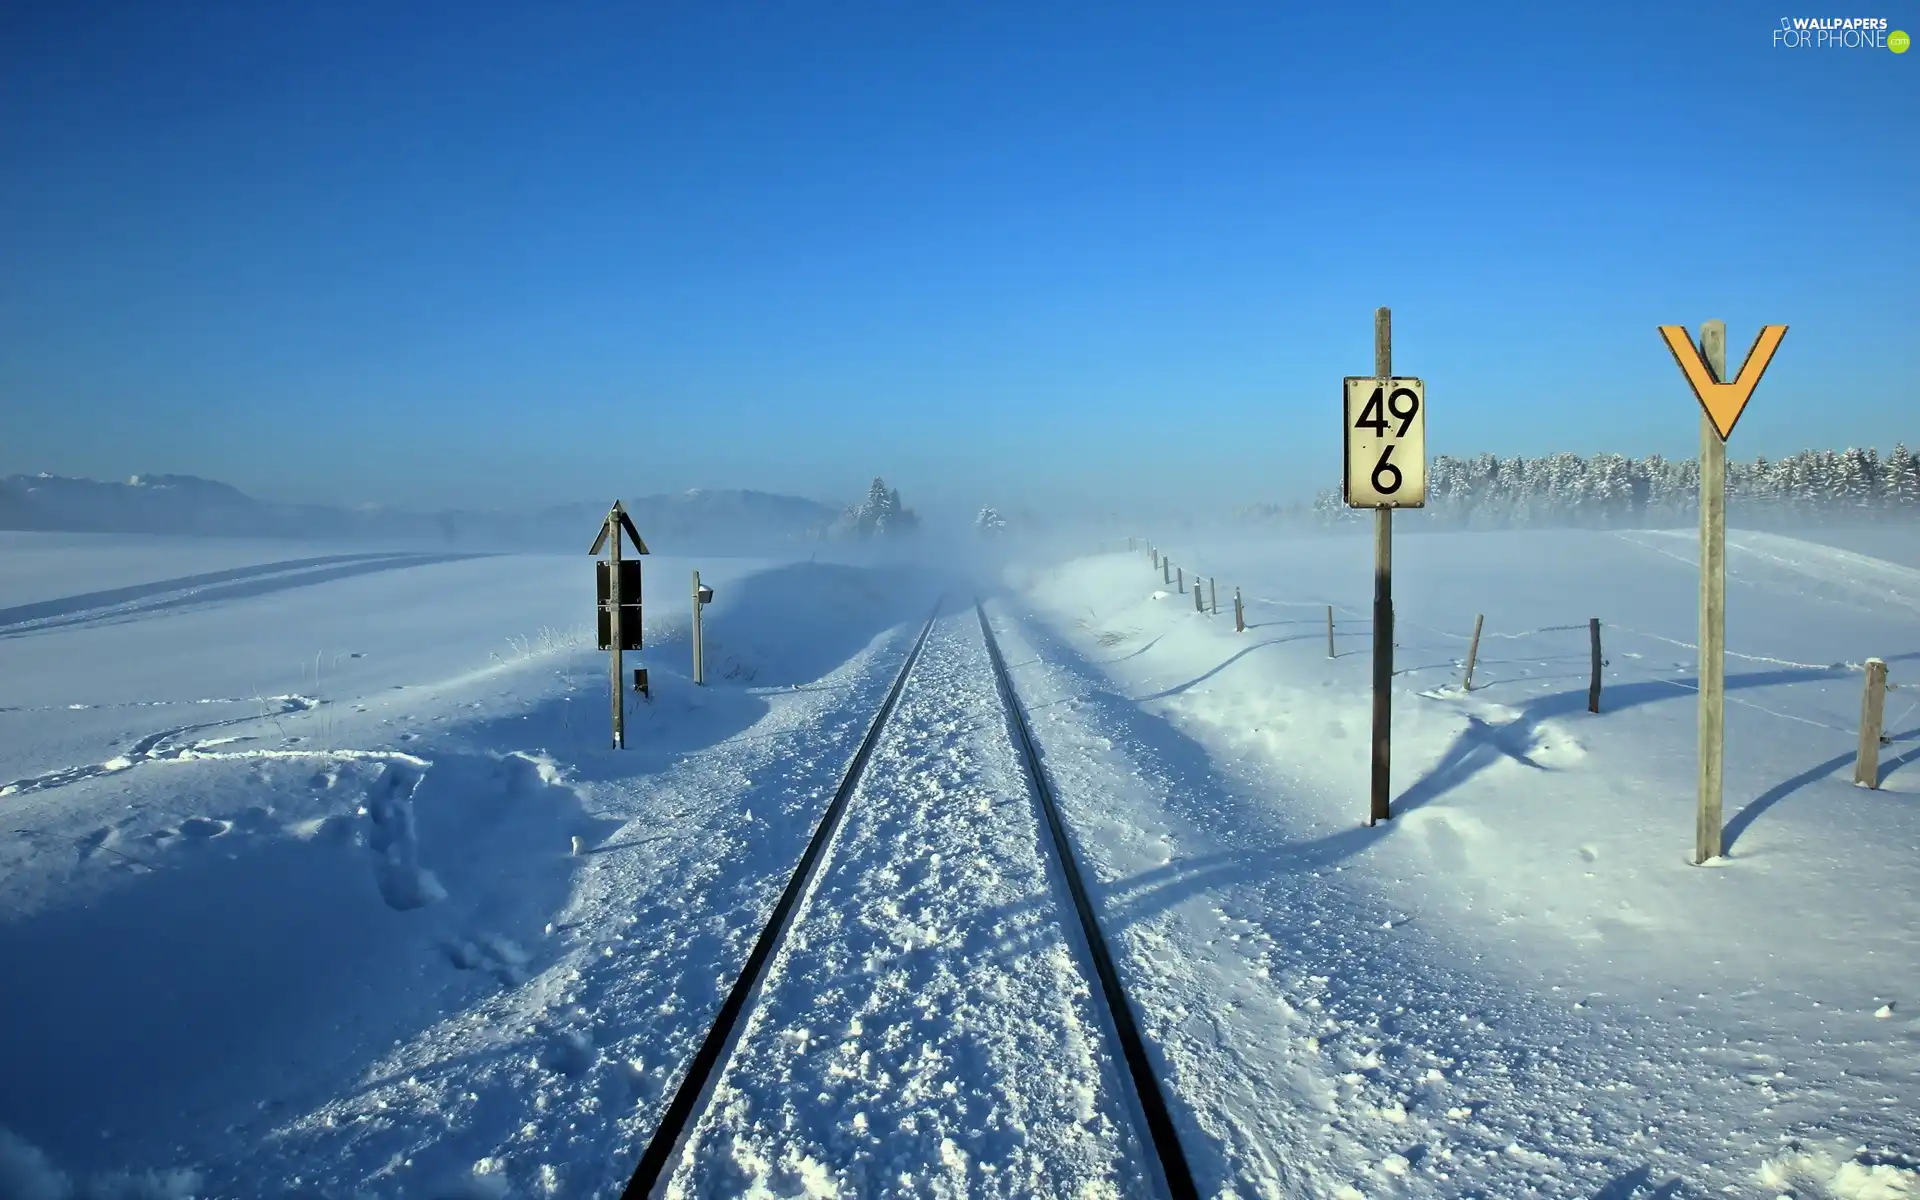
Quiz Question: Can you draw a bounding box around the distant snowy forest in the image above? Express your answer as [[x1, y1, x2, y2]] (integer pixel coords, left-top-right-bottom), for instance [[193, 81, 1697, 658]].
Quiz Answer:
[[1261, 445, 1920, 528]]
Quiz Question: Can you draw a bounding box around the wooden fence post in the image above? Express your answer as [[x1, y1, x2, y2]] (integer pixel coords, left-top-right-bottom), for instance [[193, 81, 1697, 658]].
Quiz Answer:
[[1463, 614, 1484, 691], [1326, 605, 1335, 658], [1194, 577, 1204, 612], [1588, 618, 1603, 712], [1209, 577, 1217, 614], [1177, 566, 1185, 594], [1234, 587, 1245, 633], [1163, 558, 1171, 585], [1856, 658, 1888, 788]]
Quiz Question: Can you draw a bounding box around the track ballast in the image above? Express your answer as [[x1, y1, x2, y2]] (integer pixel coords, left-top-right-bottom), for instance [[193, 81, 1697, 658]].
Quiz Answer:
[[619, 599, 1196, 1198]]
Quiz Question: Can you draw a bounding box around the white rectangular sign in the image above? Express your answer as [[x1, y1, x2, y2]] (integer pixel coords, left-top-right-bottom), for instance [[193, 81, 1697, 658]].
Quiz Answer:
[[1343, 376, 1426, 508]]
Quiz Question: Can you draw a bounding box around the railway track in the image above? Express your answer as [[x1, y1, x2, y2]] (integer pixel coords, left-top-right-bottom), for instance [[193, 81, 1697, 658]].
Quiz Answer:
[[620, 599, 1196, 1199]]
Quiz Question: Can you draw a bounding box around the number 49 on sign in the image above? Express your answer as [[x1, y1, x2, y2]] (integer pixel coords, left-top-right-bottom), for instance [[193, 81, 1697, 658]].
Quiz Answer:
[[1343, 376, 1427, 508]]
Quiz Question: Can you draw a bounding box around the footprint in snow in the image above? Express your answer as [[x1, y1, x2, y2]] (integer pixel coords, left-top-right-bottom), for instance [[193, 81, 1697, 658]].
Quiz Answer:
[[609, 1058, 650, 1108], [444, 933, 527, 984], [231, 805, 274, 832], [76, 827, 112, 861], [539, 1028, 595, 1077]]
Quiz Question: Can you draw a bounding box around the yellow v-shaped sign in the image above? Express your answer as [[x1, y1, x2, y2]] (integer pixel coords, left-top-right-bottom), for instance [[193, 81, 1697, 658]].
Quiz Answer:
[[1658, 324, 1788, 441]]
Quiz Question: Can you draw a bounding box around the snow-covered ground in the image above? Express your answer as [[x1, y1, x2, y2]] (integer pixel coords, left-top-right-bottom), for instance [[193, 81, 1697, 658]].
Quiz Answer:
[[1003, 525, 1920, 1198], [0, 526, 1915, 1198]]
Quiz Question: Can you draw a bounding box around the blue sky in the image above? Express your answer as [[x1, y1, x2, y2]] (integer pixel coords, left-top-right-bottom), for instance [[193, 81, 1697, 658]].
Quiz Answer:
[[1, 1, 1913, 520]]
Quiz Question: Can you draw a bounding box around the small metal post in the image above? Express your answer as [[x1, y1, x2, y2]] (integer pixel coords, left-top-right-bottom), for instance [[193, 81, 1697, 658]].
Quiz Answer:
[[1194, 578, 1204, 612], [1177, 566, 1185, 594], [1163, 557, 1171, 585], [1209, 577, 1217, 615], [1588, 618, 1603, 713], [1463, 614, 1484, 691], [692, 569, 705, 686], [1327, 605, 1335, 658], [1234, 587, 1245, 633]]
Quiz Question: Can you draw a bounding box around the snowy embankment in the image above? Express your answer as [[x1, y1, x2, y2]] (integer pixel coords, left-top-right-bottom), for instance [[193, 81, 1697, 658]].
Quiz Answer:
[[995, 526, 1920, 1198], [0, 534, 949, 1197]]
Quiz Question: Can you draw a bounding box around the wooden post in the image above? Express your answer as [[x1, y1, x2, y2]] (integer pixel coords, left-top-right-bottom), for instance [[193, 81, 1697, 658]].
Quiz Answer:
[[1128, 536, 1135, 552], [1234, 587, 1245, 633], [1855, 658, 1888, 788], [1327, 605, 1335, 658], [1463, 614, 1484, 691], [692, 569, 705, 686], [1697, 320, 1728, 863], [1209, 577, 1217, 615], [1194, 577, 1204, 612], [1163, 557, 1171, 585], [1177, 566, 1185, 594], [1371, 306, 1394, 825], [1587, 618, 1602, 713]]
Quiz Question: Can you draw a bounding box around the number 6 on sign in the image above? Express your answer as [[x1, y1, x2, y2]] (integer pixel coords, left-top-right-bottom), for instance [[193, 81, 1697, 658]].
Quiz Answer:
[[1343, 376, 1427, 508]]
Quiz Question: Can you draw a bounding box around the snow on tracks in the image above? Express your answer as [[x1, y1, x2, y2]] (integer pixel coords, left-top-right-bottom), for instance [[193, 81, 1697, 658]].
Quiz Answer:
[[241, 615, 941, 1199], [662, 611, 1150, 1199]]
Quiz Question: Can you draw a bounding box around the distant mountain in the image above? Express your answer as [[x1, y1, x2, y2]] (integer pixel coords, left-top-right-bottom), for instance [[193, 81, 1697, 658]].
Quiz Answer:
[[0, 474, 840, 551]]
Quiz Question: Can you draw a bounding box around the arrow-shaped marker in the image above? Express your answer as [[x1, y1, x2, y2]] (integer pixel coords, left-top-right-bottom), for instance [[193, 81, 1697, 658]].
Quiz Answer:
[[1658, 324, 1789, 441]]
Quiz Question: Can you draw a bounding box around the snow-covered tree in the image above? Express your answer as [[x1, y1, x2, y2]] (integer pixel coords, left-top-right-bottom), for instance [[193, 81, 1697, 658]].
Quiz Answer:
[[1884, 444, 1920, 509], [1312, 486, 1358, 526], [837, 477, 919, 540]]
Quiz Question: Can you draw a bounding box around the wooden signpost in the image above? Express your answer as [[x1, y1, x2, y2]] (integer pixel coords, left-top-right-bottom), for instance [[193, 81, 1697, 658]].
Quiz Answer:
[[1344, 307, 1426, 825], [590, 501, 648, 749], [1658, 321, 1787, 862]]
